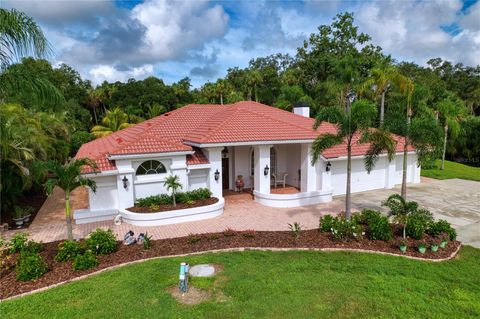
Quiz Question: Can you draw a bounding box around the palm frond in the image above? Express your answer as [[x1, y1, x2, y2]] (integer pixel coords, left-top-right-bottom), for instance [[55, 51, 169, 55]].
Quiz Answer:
[[311, 133, 344, 165], [361, 128, 397, 173]]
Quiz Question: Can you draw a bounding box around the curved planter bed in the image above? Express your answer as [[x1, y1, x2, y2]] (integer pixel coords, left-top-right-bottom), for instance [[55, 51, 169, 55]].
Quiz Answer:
[[119, 198, 225, 226]]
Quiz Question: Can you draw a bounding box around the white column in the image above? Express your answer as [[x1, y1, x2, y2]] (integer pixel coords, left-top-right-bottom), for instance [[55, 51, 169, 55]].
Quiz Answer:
[[205, 147, 223, 199], [384, 157, 396, 189], [115, 160, 135, 210], [301, 144, 317, 192], [254, 145, 271, 194]]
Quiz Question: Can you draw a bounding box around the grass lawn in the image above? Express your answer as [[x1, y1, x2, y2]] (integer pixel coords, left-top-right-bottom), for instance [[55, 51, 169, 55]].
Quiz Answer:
[[421, 159, 480, 182], [1, 247, 479, 319]]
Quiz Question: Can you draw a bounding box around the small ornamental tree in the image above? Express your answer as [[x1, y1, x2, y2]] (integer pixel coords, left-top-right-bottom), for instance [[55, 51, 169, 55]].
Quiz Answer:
[[163, 175, 182, 207], [44, 158, 97, 241], [382, 194, 418, 239]]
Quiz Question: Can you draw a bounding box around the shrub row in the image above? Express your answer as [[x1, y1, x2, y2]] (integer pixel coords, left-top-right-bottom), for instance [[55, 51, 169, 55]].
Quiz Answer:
[[136, 188, 212, 207], [319, 215, 364, 241]]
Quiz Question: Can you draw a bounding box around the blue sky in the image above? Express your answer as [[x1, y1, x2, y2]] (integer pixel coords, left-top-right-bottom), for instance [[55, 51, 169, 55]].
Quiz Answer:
[[3, 0, 479, 87]]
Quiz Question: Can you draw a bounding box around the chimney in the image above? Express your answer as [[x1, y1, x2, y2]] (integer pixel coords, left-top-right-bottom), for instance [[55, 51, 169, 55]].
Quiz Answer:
[[293, 105, 310, 118]]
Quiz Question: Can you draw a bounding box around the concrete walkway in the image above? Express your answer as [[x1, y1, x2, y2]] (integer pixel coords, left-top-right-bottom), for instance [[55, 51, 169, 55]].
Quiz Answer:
[[2, 178, 479, 247]]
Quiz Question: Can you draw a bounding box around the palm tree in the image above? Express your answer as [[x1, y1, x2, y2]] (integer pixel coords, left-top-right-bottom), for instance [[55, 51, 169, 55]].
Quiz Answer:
[[436, 97, 466, 170], [146, 103, 166, 118], [164, 175, 182, 207], [0, 8, 51, 69], [215, 79, 228, 105], [44, 158, 97, 240], [362, 66, 400, 126], [91, 107, 131, 138], [246, 70, 263, 102], [398, 76, 414, 198], [311, 99, 396, 220], [382, 194, 418, 238]]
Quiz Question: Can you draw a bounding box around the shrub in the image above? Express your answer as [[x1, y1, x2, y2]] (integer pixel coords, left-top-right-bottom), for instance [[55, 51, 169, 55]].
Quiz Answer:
[[207, 233, 219, 241], [223, 228, 236, 237], [330, 217, 363, 241], [22, 240, 43, 254], [86, 229, 117, 255], [143, 233, 152, 250], [359, 209, 392, 241], [136, 189, 211, 207], [427, 220, 457, 240], [8, 232, 29, 253], [176, 192, 190, 204], [72, 250, 99, 271], [288, 222, 302, 239], [55, 240, 84, 262], [319, 215, 336, 233], [15, 252, 48, 281], [136, 194, 172, 207], [187, 234, 201, 244], [406, 209, 433, 240], [187, 188, 212, 200]]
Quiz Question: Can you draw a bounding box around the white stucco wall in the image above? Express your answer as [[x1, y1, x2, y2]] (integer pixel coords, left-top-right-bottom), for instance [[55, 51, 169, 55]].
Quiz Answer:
[[188, 168, 209, 190], [88, 175, 118, 211]]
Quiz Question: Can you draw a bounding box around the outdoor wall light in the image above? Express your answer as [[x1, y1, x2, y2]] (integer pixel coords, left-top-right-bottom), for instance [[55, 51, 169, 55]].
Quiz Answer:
[[264, 165, 269, 176], [214, 169, 220, 181], [122, 175, 128, 189], [326, 161, 332, 172]]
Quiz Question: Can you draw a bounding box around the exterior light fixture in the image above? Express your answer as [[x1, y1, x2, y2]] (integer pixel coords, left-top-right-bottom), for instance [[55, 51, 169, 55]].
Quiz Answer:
[[214, 169, 220, 181], [122, 175, 128, 189], [326, 161, 331, 172], [264, 165, 269, 176]]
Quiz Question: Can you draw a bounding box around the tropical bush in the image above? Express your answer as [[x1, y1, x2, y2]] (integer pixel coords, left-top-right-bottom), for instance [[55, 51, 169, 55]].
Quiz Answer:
[[55, 240, 85, 262], [319, 215, 336, 232], [187, 234, 201, 244], [7, 232, 29, 253], [427, 220, 457, 240], [135, 188, 212, 207], [331, 217, 364, 241], [143, 233, 152, 250], [85, 229, 117, 255], [15, 252, 48, 281], [406, 209, 434, 240], [288, 222, 302, 239], [72, 250, 98, 271], [358, 209, 392, 241], [22, 240, 43, 254]]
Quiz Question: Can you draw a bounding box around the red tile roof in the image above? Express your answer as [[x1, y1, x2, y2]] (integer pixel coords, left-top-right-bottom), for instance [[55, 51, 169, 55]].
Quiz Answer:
[[76, 101, 413, 173]]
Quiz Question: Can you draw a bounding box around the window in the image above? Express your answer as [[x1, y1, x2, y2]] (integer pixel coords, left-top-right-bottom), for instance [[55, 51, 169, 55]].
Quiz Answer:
[[136, 160, 166, 175], [250, 148, 277, 176]]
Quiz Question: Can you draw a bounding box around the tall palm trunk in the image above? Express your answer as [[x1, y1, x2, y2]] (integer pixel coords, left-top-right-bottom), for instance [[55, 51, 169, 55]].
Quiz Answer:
[[220, 93, 223, 105], [401, 135, 408, 199], [380, 90, 385, 126], [441, 123, 448, 170], [65, 191, 73, 241], [247, 88, 252, 101], [254, 83, 258, 102], [345, 141, 352, 220], [172, 191, 176, 207], [93, 106, 98, 124]]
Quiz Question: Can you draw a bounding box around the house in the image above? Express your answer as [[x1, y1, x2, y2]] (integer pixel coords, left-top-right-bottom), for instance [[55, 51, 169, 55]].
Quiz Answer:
[[74, 101, 420, 225]]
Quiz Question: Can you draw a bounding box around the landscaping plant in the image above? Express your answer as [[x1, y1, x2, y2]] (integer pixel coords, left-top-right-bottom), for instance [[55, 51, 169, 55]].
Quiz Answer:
[[187, 234, 201, 244], [163, 175, 182, 207], [406, 209, 433, 240], [288, 222, 303, 239], [382, 194, 418, 238], [7, 232, 29, 253], [86, 229, 117, 255], [222, 228, 236, 237], [15, 251, 48, 281], [73, 250, 99, 271], [427, 220, 457, 241], [358, 209, 393, 241], [143, 233, 152, 250], [55, 240, 85, 262], [319, 215, 336, 233], [44, 158, 98, 241]]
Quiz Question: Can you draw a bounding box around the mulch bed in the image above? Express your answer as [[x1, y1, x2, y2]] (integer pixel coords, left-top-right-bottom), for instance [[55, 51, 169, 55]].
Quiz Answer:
[[0, 229, 461, 299], [127, 198, 219, 213]]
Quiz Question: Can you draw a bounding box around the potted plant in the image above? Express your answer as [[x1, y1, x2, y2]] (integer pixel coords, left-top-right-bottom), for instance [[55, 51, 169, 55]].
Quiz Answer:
[[429, 238, 440, 252], [22, 206, 34, 223], [13, 207, 25, 228], [235, 175, 244, 192], [439, 232, 448, 249], [417, 241, 427, 254], [398, 239, 408, 252]]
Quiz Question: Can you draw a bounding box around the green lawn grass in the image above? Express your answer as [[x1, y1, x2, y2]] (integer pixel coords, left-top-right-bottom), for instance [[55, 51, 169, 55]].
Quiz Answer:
[[1, 247, 479, 319], [421, 159, 480, 182]]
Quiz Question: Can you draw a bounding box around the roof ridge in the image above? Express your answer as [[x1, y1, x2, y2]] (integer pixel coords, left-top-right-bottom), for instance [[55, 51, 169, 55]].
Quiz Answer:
[[184, 104, 238, 142]]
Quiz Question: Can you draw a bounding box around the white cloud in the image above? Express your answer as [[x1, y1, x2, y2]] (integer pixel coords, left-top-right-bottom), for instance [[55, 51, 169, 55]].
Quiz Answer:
[[89, 64, 154, 84]]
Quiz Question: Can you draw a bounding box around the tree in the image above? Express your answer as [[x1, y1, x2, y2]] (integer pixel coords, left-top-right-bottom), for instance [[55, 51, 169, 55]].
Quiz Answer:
[[362, 66, 400, 125], [311, 99, 396, 219], [436, 96, 466, 170], [0, 8, 51, 69], [246, 70, 263, 102], [91, 107, 131, 138], [382, 194, 418, 238], [146, 103, 166, 118], [44, 158, 97, 240], [163, 175, 182, 207]]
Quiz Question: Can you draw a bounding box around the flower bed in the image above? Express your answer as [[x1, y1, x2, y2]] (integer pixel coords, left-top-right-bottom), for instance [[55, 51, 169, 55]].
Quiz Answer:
[[128, 198, 219, 213], [0, 228, 461, 299]]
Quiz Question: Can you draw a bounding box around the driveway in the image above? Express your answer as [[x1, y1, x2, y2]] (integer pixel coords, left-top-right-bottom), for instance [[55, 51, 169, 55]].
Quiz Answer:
[[3, 178, 479, 248]]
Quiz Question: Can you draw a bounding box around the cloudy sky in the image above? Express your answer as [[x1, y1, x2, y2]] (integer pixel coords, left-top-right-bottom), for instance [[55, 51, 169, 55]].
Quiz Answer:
[[3, 0, 479, 87]]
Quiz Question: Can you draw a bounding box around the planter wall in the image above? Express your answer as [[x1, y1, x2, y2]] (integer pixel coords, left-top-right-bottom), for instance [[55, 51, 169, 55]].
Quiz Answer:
[[253, 189, 332, 208]]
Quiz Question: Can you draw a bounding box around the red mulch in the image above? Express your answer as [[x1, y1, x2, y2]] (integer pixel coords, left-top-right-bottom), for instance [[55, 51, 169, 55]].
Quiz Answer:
[[0, 229, 461, 299], [127, 198, 219, 213]]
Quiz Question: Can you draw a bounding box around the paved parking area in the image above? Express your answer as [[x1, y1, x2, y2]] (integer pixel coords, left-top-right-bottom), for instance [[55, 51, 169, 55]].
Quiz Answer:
[[2, 178, 479, 247]]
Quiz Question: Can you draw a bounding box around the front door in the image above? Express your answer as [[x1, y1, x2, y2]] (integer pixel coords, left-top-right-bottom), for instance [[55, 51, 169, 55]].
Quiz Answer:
[[222, 158, 229, 189]]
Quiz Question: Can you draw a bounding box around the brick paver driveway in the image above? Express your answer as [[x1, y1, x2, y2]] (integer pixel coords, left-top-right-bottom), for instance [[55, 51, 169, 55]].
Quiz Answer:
[[3, 178, 479, 247]]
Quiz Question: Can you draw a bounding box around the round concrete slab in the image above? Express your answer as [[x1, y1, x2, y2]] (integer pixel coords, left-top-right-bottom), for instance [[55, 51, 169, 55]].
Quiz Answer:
[[189, 264, 215, 277]]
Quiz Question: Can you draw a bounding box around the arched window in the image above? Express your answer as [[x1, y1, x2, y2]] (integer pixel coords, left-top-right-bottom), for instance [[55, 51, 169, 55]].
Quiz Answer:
[[250, 148, 277, 176], [136, 160, 166, 175]]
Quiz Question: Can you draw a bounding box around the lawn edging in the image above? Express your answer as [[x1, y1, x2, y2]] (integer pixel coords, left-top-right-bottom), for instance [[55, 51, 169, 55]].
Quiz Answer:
[[0, 243, 462, 302]]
